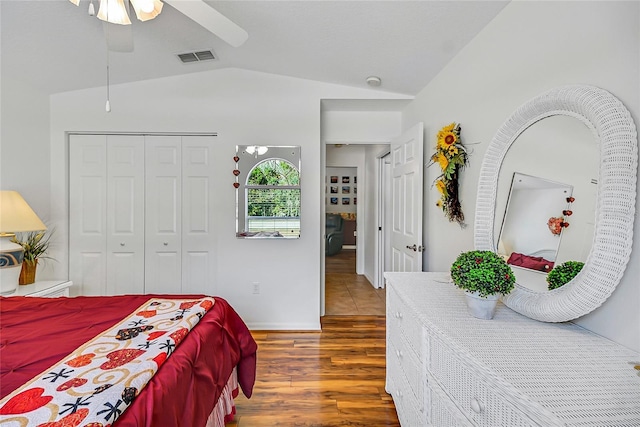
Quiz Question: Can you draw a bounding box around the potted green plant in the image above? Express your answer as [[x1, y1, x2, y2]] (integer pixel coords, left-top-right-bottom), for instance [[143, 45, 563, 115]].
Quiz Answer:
[[547, 261, 584, 290], [11, 229, 54, 285], [450, 250, 516, 319]]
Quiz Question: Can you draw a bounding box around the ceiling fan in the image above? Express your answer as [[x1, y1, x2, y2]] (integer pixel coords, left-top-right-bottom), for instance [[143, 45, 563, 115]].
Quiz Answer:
[[68, 0, 248, 51]]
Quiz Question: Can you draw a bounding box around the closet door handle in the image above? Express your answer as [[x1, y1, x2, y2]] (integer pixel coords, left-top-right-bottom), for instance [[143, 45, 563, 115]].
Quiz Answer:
[[163, 242, 168, 246], [120, 242, 125, 247]]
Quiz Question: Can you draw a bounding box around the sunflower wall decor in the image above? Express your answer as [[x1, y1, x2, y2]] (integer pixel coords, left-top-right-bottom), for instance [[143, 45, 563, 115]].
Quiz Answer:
[[430, 122, 469, 226]]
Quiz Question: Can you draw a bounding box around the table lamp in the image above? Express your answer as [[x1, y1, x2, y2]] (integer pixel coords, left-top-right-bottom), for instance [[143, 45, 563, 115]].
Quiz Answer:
[[0, 191, 47, 294]]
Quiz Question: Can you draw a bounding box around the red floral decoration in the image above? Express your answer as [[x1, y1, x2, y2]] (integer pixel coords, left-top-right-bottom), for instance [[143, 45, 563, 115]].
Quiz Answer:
[[548, 217, 564, 235]]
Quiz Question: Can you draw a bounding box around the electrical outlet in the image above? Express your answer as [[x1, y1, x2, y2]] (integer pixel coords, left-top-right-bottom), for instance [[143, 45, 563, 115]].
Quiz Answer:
[[252, 282, 260, 294]]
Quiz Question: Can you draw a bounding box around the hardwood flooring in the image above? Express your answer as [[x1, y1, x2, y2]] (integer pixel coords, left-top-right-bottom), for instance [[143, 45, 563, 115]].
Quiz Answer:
[[226, 249, 398, 426]]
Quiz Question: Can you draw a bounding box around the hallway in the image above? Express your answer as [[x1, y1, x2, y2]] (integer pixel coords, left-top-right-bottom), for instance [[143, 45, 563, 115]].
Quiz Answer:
[[325, 249, 386, 315]]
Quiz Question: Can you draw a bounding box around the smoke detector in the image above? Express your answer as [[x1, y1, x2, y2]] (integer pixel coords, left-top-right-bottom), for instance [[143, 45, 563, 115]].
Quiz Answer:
[[366, 76, 382, 87]]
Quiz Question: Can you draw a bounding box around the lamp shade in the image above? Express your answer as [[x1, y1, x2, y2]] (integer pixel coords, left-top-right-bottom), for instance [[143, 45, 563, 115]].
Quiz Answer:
[[97, 0, 132, 25], [0, 191, 47, 233], [130, 0, 163, 21]]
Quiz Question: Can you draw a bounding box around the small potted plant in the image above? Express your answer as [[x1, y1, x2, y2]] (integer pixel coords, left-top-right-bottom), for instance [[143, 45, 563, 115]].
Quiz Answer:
[[11, 229, 54, 285], [547, 261, 584, 290], [450, 250, 516, 319]]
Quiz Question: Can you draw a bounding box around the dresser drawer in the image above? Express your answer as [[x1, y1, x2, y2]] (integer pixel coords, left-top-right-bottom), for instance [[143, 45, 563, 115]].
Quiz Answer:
[[427, 380, 474, 427], [387, 370, 426, 426], [388, 286, 423, 358], [388, 337, 423, 405], [426, 333, 547, 427]]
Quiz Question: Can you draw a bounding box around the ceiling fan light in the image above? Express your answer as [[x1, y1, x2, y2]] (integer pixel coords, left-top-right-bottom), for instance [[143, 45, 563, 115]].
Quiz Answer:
[[130, 0, 163, 22], [97, 0, 132, 25]]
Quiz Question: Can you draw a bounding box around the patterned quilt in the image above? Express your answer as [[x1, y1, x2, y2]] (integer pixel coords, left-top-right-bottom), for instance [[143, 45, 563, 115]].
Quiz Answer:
[[0, 298, 215, 427]]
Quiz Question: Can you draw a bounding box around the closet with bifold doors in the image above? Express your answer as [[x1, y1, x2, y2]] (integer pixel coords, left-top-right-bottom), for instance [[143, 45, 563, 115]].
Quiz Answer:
[[69, 134, 217, 296]]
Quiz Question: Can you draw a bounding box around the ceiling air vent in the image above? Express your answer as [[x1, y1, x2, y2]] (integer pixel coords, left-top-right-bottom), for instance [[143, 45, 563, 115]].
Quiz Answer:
[[177, 50, 217, 63]]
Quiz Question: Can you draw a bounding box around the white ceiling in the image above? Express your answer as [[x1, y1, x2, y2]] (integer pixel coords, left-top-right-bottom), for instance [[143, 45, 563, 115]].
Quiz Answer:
[[0, 0, 509, 96]]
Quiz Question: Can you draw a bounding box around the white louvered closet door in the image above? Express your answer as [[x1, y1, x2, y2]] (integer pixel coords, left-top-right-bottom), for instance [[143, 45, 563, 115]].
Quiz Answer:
[[70, 135, 145, 295]]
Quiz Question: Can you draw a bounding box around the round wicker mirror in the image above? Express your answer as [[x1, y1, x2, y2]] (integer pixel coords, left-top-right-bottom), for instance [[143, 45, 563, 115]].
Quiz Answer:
[[474, 85, 638, 322]]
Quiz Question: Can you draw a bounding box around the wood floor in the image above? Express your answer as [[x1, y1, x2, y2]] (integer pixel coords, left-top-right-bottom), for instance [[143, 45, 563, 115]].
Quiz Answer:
[[227, 249, 399, 426]]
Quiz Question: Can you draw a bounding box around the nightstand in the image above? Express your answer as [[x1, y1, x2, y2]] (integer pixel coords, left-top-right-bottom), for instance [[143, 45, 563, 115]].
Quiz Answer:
[[8, 280, 73, 297]]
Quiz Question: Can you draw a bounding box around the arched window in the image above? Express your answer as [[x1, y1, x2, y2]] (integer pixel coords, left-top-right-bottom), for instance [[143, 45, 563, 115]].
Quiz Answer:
[[245, 158, 300, 237]]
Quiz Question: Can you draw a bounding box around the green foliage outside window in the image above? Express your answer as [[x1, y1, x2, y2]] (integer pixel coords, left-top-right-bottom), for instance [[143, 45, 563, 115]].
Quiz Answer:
[[248, 159, 299, 186], [247, 159, 300, 219]]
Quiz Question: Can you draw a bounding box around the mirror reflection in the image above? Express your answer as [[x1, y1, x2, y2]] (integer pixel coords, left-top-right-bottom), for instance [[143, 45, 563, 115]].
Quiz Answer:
[[498, 173, 572, 274], [494, 116, 598, 292], [235, 145, 301, 238]]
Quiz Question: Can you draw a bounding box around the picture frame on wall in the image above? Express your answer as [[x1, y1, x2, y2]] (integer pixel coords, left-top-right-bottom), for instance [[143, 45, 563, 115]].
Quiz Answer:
[[342, 176, 350, 183], [330, 186, 338, 193], [354, 198, 357, 205], [342, 186, 350, 194], [354, 176, 357, 184], [342, 198, 350, 205], [330, 197, 338, 205], [330, 176, 338, 183]]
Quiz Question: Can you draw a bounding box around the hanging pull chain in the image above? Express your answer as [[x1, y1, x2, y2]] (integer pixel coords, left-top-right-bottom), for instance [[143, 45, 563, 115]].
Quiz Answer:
[[105, 63, 111, 112], [105, 1, 111, 113]]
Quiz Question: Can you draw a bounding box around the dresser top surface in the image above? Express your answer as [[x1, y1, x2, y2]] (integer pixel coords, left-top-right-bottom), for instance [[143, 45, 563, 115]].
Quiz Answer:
[[385, 272, 640, 425]]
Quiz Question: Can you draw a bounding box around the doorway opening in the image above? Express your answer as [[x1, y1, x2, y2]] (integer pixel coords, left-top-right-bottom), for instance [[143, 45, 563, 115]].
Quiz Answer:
[[323, 146, 389, 316]]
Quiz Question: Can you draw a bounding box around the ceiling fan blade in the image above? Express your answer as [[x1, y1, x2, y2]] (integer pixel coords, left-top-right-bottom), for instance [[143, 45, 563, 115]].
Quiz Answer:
[[164, 0, 248, 47], [103, 21, 134, 52]]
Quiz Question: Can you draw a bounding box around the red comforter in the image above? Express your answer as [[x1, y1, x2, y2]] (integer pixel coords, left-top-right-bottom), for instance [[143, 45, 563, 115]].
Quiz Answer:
[[0, 294, 257, 427]]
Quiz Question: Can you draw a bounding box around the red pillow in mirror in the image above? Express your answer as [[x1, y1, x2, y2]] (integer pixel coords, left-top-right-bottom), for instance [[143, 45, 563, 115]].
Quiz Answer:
[[507, 252, 554, 272]]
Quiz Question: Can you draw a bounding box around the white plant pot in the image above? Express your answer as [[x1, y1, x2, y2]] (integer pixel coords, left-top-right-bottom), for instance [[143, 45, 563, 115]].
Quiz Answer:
[[464, 291, 500, 320]]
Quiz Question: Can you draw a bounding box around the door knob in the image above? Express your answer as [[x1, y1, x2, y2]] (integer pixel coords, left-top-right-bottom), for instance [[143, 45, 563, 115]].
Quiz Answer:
[[406, 244, 417, 251], [163, 242, 168, 246], [120, 242, 125, 247]]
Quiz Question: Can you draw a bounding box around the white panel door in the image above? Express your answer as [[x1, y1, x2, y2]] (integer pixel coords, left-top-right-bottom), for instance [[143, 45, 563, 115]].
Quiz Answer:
[[69, 135, 108, 295], [181, 136, 216, 295], [145, 136, 182, 294], [106, 136, 145, 294], [390, 123, 424, 272]]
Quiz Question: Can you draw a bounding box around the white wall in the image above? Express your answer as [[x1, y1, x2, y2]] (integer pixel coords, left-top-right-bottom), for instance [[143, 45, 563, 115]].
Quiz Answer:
[[0, 76, 51, 218], [402, 1, 640, 351], [47, 68, 407, 330], [323, 110, 402, 143]]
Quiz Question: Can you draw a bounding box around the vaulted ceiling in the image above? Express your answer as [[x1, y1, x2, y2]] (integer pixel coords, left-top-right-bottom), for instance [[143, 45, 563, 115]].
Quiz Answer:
[[1, 1, 509, 96]]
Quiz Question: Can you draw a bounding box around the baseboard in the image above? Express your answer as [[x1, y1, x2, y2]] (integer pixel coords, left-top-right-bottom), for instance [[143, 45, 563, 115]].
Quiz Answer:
[[246, 321, 322, 331]]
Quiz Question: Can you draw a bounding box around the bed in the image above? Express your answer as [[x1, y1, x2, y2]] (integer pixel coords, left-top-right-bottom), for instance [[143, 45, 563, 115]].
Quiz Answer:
[[0, 294, 257, 427]]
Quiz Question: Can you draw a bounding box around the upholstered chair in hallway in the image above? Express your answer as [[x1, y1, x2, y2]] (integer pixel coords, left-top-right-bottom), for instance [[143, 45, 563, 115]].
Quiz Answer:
[[325, 213, 344, 256]]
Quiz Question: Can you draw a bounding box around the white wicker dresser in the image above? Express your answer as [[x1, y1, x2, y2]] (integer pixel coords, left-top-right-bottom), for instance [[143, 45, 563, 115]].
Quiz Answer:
[[385, 272, 640, 427]]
